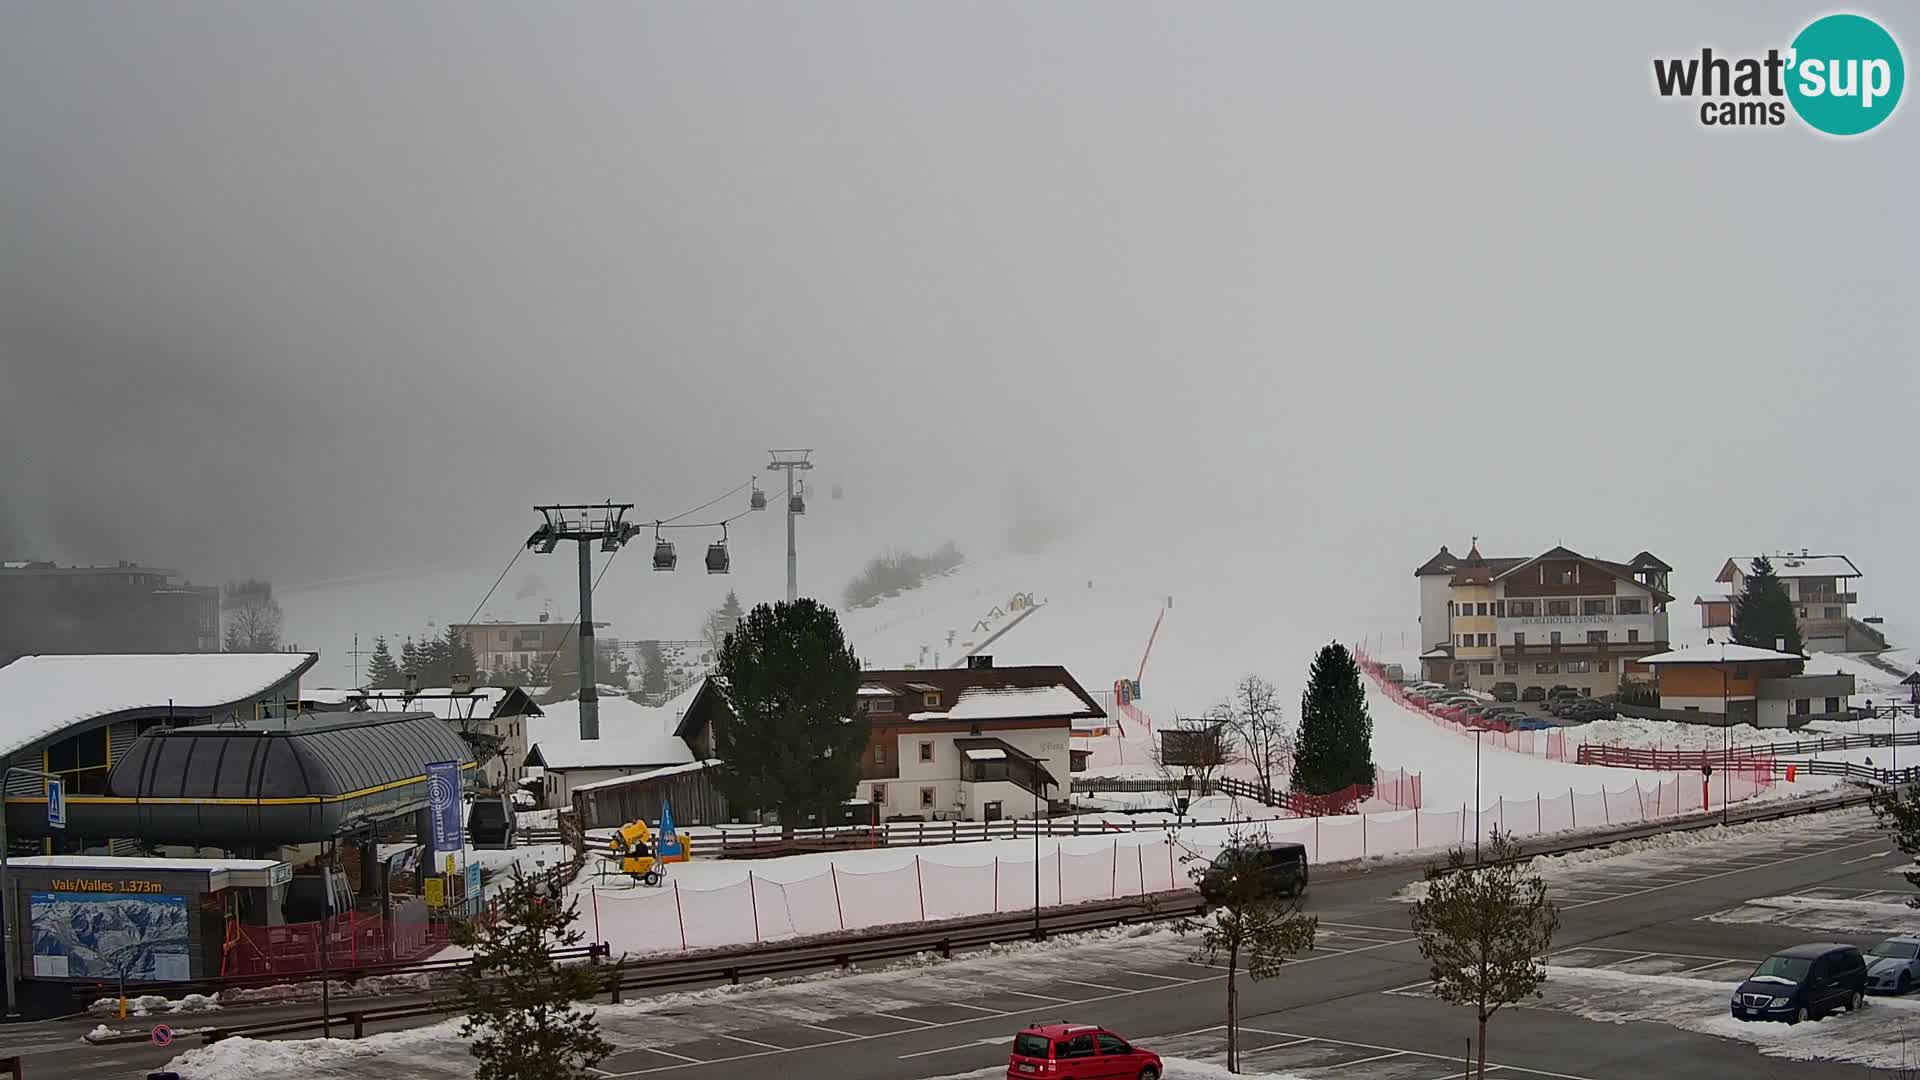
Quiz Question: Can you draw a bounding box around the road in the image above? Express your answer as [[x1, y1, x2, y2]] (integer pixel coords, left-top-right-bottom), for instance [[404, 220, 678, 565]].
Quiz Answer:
[[5, 807, 1909, 1080]]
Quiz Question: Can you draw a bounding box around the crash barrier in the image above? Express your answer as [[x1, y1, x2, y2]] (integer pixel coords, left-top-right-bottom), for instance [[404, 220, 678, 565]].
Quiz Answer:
[[1354, 650, 1575, 761], [584, 765, 1773, 960], [1576, 745, 1777, 770]]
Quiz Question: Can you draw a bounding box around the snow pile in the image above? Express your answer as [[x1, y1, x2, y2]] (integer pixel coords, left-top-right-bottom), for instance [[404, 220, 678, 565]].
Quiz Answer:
[[87, 992, 220, 1017], [944, 684, 1091, 720], [1703, 895, 1920, 936], [220, 972, 434, 1007], [167, 1029, 440, 1079], [1546, 964, 1920, 1071]]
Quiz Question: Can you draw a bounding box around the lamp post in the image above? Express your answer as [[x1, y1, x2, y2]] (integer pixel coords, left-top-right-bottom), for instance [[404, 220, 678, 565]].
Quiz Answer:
[[0, 764, 60, 1018], [1032, 778, 1048, 939], [1718, 639, 1729, 825]]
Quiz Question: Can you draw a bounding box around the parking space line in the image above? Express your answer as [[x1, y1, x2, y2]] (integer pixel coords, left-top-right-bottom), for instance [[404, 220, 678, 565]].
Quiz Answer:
[[1381, 978, 1435, 994], [870, 1010, 938, 1026], [1122, 970, 1193, 982], [1243, 1036, 1317, 1054], [942, 1001, 1010, 1014], [1324, 1051, 1407, 1069], [1212, 1029, 1600, 1080], [1052, 977, 1134, 994], [718, 1034, 786, 1051], [994, 988, 1073, 1004], [1562, 836, 1886, 910], [798, 1022, 866, 1038], [635, 1047, 705, 1064], [1843, 851, 1895, 864]]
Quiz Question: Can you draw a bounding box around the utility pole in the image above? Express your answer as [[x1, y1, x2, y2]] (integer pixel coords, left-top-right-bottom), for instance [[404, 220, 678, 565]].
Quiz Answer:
[[525, 504, 642, 740], [766, 450, 814, 604], [347, 632, 370, 688]]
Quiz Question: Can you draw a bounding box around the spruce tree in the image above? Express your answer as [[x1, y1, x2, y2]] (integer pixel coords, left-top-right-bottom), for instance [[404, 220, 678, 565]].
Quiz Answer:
[[400, 638, 421, 682], [450, 873, 613, 1080], [637, 641, 668, 698], [711, 599, 868, 838], [1292, 641, 1376, 797], [445, 625, 479, 684], [1731, 556, 1805, 661], [366, 636, 403, 689]]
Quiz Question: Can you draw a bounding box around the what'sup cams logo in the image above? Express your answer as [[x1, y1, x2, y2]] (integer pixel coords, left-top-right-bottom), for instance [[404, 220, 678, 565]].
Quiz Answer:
[[1654, 13, 1903, 135]]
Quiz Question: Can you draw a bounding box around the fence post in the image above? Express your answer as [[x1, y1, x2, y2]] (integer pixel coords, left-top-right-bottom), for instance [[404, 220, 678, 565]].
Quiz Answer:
[[674, 880, 687, 952], [1362, 812, 1367, 856], [1460, 804, 1466, 845], [1536, 793, 1542, 834], [1167, 843, 1175, 890], [350, 1011, 364, 1039], [1602, 788, 1610, 824], [1415, 807, 1420, 847], [832, 863, 846, 928], [1056, 844, 1063, 904], [1568, 788, 1576, 828], [992, 857, 999, 912], [748, 871, 762, 942], [915, 856, 926, 921], [1136, 844, 1146, 896], [1111, 840, 1119, 897], [1635, 778, 1646, 820]]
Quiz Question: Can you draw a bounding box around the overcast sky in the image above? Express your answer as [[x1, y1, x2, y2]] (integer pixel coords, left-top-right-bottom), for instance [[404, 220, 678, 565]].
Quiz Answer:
[[2, 2, 1913, 635]]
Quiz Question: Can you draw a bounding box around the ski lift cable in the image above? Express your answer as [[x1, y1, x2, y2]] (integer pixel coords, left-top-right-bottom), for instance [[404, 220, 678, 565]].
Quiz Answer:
[[536, 544, 625, 674], [655, 477, 756, 526], [457, 542, 528, 633]]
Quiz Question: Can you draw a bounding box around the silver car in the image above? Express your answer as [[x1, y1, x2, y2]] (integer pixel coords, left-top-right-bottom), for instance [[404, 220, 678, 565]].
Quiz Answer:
[[1867, 936, 1920, 995]]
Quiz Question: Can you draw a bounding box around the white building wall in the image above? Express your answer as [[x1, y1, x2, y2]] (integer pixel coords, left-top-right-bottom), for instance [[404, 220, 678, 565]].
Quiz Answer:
[[1419, 575, 1453, 650]]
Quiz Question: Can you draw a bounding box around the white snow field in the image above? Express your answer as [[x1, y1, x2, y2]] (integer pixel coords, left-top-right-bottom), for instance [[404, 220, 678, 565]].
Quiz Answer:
[[1703, 894, 1920, 936], [1541, 964, 1920, 1071]]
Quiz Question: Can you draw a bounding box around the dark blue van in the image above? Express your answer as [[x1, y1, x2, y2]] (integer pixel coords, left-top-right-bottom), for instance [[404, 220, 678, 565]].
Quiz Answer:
[[1731, 943, 1868, 1024]]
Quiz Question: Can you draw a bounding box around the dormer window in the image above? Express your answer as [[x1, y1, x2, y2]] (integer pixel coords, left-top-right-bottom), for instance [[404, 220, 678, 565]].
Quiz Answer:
[[923, 692, 941, 709], [866, 696, 895, 713]]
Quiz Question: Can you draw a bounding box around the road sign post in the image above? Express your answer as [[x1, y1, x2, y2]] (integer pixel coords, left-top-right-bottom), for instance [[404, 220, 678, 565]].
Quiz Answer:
[[46, 778, 64, 830]]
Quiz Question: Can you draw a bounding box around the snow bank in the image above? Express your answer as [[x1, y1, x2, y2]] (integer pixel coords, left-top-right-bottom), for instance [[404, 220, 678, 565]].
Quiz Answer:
[[1546, 964, 1920, 1071], [1703, 895, 1920, 936], [87, 992, 220, 1018]]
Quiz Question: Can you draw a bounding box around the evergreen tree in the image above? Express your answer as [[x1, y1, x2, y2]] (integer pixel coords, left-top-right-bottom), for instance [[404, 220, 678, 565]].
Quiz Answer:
[[637, 641, 668, 698], [366, 636, 403, 689], [1731, 556, 1806, 661], [444, 625, 479, 684], [1409, 830, 1562, 1080], [400, 638, 421, 682], [450, 873, 613, 1080], [1291, 641, 1376, 798], [703, 590, 747, 649], [1871, 779, 1920, 910], [711, 599, 868, 838]]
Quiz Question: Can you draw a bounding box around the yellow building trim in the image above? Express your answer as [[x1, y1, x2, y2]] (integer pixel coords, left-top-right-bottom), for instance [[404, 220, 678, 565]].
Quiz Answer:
[[3, 762, 476, 810]]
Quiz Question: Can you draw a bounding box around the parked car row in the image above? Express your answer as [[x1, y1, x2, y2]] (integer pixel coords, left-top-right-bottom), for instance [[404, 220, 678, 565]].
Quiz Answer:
[[1400, 679, 1617, 726]]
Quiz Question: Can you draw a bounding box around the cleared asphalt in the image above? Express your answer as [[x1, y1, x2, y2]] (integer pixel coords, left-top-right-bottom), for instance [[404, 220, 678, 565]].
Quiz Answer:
[[5, 807, 1908, 1080]]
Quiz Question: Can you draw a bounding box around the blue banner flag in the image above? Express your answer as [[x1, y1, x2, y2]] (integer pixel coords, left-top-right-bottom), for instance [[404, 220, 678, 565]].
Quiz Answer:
[[427, 760, 462, 852], [657, 800, 682, 858]]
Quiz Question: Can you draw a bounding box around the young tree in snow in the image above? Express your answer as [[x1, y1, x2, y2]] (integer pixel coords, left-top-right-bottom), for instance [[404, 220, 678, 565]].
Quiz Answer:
[[1177, 831, 1318, 1073], [1872, 778, 1920, 908], [221, 579, 283, 651], [400, 638, 421, 682], [1292, 642, 1376, 799], [1731, 556, 1805, 662], [711, 599, 868, 838], [1408, 829, 1561, 1080], [703, 590, 747, 649], [444, 625, 479, 685], [1154, 717, 1237, 799], [1210, 674, 1293, 803], [450, 872, 612, 1080], [365, 636, 403, 689]]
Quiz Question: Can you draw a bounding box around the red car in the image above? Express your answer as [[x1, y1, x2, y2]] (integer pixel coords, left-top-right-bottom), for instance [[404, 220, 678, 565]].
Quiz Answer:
[[1008, 1023, 1162, 1080]]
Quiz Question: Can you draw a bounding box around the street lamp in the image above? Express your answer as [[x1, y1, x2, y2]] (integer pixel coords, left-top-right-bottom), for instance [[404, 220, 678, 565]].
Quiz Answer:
[[0, 764, 59, 1018], [1032, 777, 1049, 939]]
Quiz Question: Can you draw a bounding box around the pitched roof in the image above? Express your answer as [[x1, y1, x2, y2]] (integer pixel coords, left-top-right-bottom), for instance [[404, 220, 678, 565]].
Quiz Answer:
[[0, 652, 318, 760], [1489, 546, 1674, 603], [524, 731, 695, 771], [1413, 546, 1457, 577], [1718, 555, 1861, 582], [1637, 643, 1806, 665], [1630, 551, 1674, 572], [673, 665, 1104, 741]]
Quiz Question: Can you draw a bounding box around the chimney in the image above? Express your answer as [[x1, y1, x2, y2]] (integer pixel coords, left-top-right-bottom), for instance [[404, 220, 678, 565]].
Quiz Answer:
[[1775, 637, 1786, 652]]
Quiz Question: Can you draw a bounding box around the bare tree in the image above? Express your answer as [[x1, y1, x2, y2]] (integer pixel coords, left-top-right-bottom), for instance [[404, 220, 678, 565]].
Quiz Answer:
[[221, 578, 283, 651], [1177, 829, 1317, 1072], [1408, 829, 1561, 1080], [1154, 716, 1237, 799], [1210, 674, 1293, 803]]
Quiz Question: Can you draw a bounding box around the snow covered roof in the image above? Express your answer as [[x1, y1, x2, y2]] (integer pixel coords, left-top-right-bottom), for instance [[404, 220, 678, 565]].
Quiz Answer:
[[356, 685, 543, 721], [571, 758, 718, 793], [1719, 554, 1861, 581], [524, 732, 695, 771], [857, 686, 897, 697], [963, 747, 1007, 761], [523, 695, 694, 770], [6, 854, 285, 872], [1637, 644, 1806, 665], [0, 652, 318, 760], [945, 684, 1090, 721]]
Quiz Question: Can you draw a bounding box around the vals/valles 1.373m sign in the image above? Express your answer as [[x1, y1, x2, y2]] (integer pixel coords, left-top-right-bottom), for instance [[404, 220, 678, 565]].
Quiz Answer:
[[1653, 13, 1904, 135]]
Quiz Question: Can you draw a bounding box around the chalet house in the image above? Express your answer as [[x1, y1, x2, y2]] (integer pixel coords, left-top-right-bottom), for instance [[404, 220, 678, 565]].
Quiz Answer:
[[1638, 643, 1855, 728], [1694, 552, 1886, 652], [1415, 542, 1673, 695], [675, 660, 1104, 823]]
